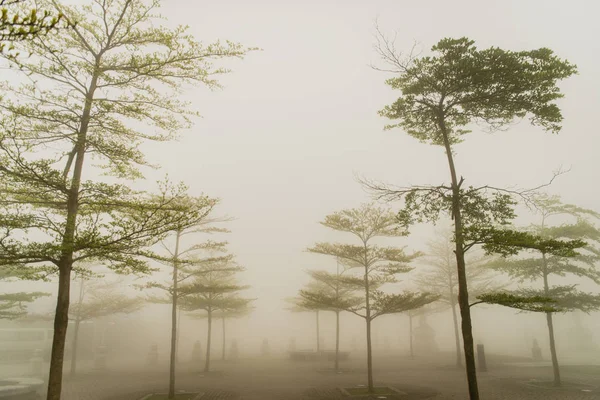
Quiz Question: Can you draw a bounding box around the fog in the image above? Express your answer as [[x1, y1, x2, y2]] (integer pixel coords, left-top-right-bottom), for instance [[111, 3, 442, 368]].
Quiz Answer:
[[1, 0, 600, 399]]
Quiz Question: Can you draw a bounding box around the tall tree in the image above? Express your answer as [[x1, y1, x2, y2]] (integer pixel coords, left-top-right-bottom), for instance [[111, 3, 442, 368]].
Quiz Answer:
[[212, 296, 253, 361], [297, 260, 363, 371], [415, 228, 502, 367], [307, 204, 437, 392], [0, 0, 254, 398], [180, 259, 247, 373], [372, 32, 576, 400], [480, 195, 600, 386], [142, 195, 230, 399]]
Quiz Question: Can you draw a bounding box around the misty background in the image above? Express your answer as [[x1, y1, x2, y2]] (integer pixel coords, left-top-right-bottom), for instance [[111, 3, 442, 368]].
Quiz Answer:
[[2, 0, 599, 365]]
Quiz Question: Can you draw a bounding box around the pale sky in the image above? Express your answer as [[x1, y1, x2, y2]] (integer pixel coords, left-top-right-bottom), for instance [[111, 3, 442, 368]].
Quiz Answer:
[[136, 0, 600, 329]]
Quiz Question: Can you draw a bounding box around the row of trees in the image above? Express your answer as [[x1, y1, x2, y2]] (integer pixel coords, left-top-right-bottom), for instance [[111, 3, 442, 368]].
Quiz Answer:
[[0, 1, 255, 400], [293, 197, 600, 394]]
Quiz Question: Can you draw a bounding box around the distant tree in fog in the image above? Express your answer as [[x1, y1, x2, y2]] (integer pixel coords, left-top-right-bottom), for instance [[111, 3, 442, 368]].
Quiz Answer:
[[369, 30, 576, 400], [415, 228, 503, 367], [307, 204, 438, 392], [296, 259, 362, 371], [190, 295, 254, 361], [286, 280, 331, 354], [141, 194, 231, 397], [179, 259, 248, 373], [0, 291, 49, 319], [478, 195, 600, 387]]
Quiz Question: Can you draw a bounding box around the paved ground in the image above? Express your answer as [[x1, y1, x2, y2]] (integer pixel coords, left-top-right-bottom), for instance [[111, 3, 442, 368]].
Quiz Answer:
[[8, 352, 600, 400]]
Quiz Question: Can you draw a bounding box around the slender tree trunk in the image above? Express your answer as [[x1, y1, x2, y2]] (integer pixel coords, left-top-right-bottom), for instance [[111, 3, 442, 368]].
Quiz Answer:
[[47, 72, 100, 400], [221, 316, 226, 361], [363, 253, 374, 392], [316, 310, 320, 353], [335, 310, 340, 371], [70, 277, 85, 377], [542, 252, 561, 386], [175, 307, 181, 364], [204, 309, 212, 373], [69, 319, 81, 377], [409, 313, 414, 358], [168, 230, 182, 399], [450, 301, 462, 367], [439, 115, 479, 400]]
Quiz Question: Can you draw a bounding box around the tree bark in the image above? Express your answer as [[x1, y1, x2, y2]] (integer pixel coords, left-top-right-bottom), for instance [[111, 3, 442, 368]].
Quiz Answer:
[[204, 308, 212, 373], [438, 114, 479, 400], [47, 69, 100, 400], [363, 253, 374, 392], [221, 316, 226, 361], [335, 310, 340, 371], [70, 277, 85, 377], [542, 251, 561, 386], [409, 313, 414, 359], [168, 230, 182, 399], [316, 310, 320, 353]]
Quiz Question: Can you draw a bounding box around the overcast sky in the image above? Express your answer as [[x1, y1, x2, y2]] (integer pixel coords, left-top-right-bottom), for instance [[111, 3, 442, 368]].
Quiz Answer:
[[5, 0, 600, 351], [131, 0, 600, 326]]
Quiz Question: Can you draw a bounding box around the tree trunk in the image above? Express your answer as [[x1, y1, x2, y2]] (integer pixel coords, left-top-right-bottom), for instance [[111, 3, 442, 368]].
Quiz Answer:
[[69, 319, 81, 377], [221, 316, 226, 361], [204, 309, 212, 373], [542, 252, 561, 386], [175, 307, 181, 364], [439, 116, 479, 400], [409, 313, 414, 359], [168, 230, 182, 399], [47, 72, 99, 400], [335, 310, 340, 371], [70, 277, 85, 377], [363, 258, 374, 393], [316, 310, 320, 353], [450, 301, 462, 367]]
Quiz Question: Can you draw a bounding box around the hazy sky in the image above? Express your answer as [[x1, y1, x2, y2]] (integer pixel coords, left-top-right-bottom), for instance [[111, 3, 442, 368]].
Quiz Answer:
[[5, 0, 600, 351], [134, 0, 600, 327]]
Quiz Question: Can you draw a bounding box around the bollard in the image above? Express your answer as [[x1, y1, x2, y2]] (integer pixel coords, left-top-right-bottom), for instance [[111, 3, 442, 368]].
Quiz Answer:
[[476, 344, 487, 372], [30, 349, 44, 377]]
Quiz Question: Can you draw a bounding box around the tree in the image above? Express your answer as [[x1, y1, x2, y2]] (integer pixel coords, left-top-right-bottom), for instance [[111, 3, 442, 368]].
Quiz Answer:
[[479, 195, 600, 386], [297, 260, 363, 371], [0, 291, 49, 319], [212, 296, 254, 361], [0, 0, 64, 55], [286, 280, 332, 354], [415, 228, 503, 367], [0, 0, 254, 398], [180, 259, 247, 373], [371, 32, 576, 400], [307, 204, 438, 392], [67, 278, 143, 377], [142, 195, 230, 399]]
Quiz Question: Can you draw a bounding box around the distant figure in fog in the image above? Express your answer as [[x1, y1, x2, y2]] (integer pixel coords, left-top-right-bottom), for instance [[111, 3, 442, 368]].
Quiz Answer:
[[261, 338, 270, 356]]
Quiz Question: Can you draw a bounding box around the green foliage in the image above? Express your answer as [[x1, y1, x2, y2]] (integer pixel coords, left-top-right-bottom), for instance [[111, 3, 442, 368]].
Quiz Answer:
[[0, 291, 49, 319], [415, 228, 504, 308], [475, 292, 559, 313], [0, 0, 65, 55], [307, 204, 435, 320], [379, 37, 577, 143], [483, 195, 600, 313]]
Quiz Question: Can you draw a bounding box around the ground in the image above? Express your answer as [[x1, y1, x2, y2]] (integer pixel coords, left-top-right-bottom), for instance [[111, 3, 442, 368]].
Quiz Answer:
[[4, 351, 600, 400]]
